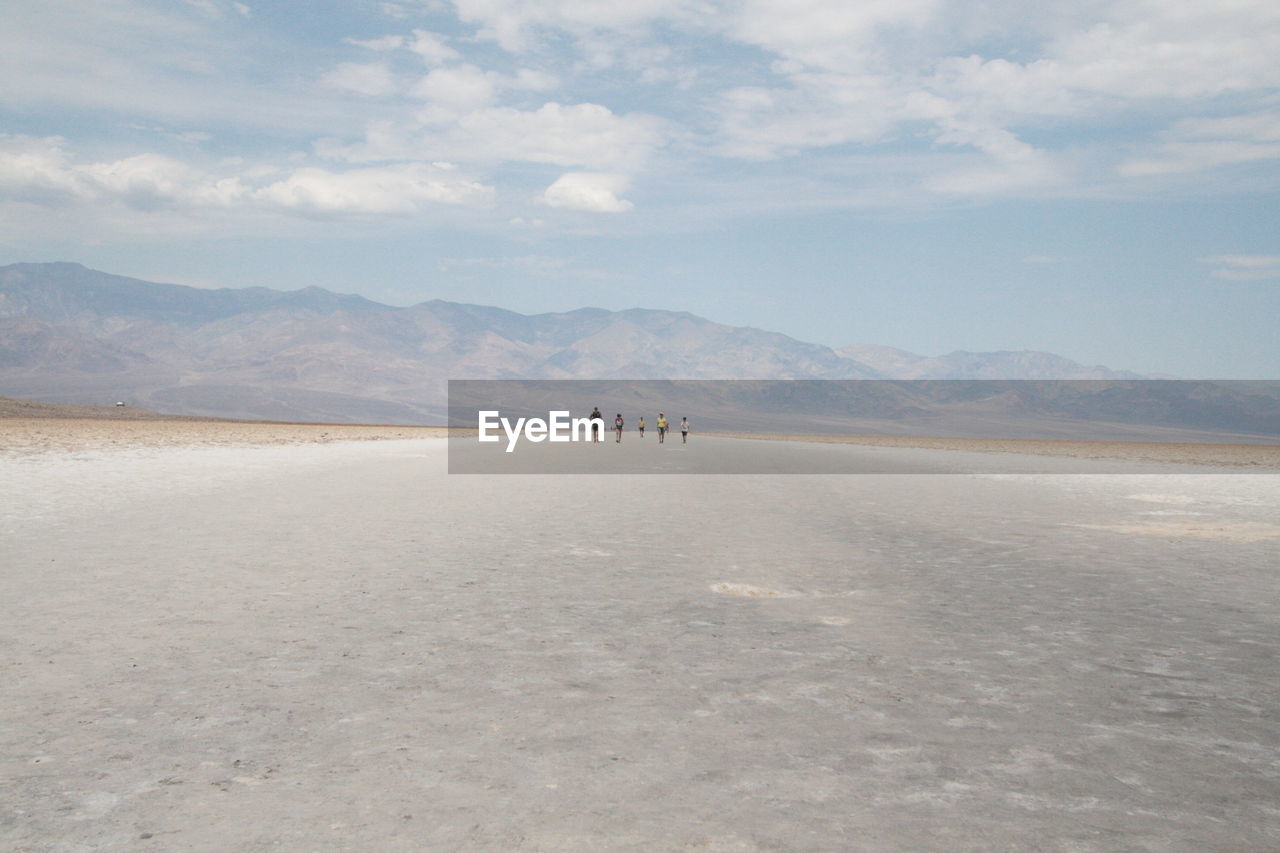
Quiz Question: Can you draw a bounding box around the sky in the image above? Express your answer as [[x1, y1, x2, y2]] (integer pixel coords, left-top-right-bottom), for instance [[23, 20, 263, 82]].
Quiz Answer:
[[1, 0, 1278, 377]]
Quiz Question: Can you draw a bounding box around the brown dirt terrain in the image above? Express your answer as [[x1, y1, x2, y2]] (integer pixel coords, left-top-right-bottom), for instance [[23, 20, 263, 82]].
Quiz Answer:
[[3, 397, 1274, 465], [0, 397, 446, 455]]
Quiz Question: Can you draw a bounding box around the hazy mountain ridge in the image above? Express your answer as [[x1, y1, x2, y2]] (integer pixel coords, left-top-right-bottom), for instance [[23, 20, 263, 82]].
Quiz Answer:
[[1, 262, 1152, 423], [0, 317, 154, 373], [837, 343, 1147, 380]]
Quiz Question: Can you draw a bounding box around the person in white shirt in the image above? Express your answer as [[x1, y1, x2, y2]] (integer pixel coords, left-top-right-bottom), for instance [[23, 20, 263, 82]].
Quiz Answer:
[[680, 417, 689, 444]]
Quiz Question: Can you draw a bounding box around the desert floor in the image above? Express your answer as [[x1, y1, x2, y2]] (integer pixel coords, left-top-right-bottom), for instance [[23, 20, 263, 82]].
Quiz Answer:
[[2, 424, 1278, 851], [712, 432, 1280, 469], [0, 413, 446, 456]]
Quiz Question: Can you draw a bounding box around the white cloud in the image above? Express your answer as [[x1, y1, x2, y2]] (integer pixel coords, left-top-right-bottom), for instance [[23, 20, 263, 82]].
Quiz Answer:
[[408, 64, 559, 111], [1120, 112, 1280, 177], [450, 0, 696, 53], [923, 116, 1069, 195], [126, 124, 212, 145], [925, 154, 1065, 196], [5, 0, 1280, 230], [321, 62, 397, 97], [0, 2, 415, 135], [1045, 6, 1280, 101], [411, 65, 500, 108], [541, 172, 633, 212], [0, 135, 91, 203], [327, 101, 666, 171], [346, 34, 405, 51], [444, 103, 664, 170], [728, 0, 939, 73], [920, 6, 1280, 126], [315, 120, 416, 162], [1201, 255, 1280, 281], [408, 29, 459, 65], [927, 55, 1083, 119], [0, 135, 491, 220], [1177, 113, 1280, 143], [79, 153, 245, 208], [510, 68, 559, 91], [256, 163, 493, 214], [0, 135, 244, 208], [181, 0, 221, 17], [714, 74, 904, 160], [1121, 141, 1280, 177], [705, 0, 1280, 200]]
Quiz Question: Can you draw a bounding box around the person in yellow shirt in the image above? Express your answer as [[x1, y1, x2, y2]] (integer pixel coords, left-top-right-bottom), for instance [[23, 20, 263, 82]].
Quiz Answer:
[[656, 413, 668, 444], [637, 417, 646, 437]]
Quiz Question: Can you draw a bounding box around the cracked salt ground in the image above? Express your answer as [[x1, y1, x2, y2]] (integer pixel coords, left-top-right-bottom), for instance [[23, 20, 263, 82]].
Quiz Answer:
[[1069, 520, 1280, 542], [710, 580, 866, 598], [562, 546, 615, 558], [709, 582, 800, 598], [3, 439, 1279, 851]]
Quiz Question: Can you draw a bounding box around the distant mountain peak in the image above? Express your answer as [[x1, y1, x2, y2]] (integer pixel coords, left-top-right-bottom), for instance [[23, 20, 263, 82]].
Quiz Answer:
[[0, 262, 1154, 422]]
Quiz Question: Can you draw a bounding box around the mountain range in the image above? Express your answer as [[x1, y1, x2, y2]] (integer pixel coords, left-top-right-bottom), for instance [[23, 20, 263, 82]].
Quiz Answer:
[[1, 262, 1150, 423]]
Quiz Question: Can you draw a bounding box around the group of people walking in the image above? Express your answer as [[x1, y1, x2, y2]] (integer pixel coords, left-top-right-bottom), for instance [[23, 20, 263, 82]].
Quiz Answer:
[[588, 408, 689, 444]]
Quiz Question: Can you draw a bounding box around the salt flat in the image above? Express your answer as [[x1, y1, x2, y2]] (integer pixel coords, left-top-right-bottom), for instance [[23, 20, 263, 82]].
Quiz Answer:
[[449, 431, 1279, 474], [2, 436, 1278, 851]]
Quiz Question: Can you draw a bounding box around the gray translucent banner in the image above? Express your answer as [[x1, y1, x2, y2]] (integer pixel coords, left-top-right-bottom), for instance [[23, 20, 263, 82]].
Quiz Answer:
[[447, 380, 1280, 474]]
